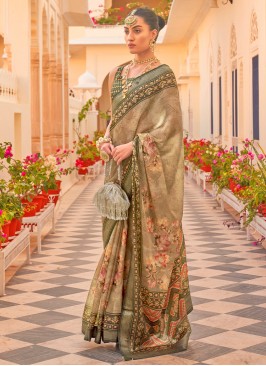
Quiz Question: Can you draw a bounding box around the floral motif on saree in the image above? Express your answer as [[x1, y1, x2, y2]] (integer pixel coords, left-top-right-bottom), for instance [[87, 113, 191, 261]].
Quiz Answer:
[[82, 64, 193, 360]]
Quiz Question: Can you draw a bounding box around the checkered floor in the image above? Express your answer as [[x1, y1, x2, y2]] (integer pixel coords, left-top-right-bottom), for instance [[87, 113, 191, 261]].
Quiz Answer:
[[0, 174, 265, 365]]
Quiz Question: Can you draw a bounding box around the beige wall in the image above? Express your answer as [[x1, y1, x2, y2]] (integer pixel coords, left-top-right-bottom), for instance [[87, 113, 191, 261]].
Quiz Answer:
[[0, 0, 31, 157], [69, 42, 185, 101], [184, 0, 266, 148]]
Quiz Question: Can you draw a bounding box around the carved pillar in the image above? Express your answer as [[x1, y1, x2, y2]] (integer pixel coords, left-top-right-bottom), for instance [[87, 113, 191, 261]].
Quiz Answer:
[[31, 49, 41, 153], [56, 63, 63, 148], [63, 25, 69, 148], [48, 56, 57, 151], [42, 53, 51, 154], [64, 69, 69, 149]]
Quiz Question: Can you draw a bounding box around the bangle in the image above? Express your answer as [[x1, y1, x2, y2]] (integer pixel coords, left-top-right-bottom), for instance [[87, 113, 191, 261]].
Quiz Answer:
[[96, 136, 112, 151]]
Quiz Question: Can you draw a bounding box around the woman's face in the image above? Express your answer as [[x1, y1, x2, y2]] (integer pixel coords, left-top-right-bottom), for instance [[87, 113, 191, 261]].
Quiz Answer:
[[124, 16, 158, 54]]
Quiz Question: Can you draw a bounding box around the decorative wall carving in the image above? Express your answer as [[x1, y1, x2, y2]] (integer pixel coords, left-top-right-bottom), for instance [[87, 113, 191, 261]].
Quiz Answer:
[[230, 24, 237, 58], [218, 46, 221, 67], [189, 39, 199, 74], [250, 11, 258, 43], [210, 55, 213, 74]]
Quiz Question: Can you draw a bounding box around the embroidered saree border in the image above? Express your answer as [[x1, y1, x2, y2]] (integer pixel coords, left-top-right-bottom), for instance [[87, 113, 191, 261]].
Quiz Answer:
[[82, 312, 120, 332], [119, 138, 192, 359], [130, 137, 142, 353], [110, 70, 177, 132]]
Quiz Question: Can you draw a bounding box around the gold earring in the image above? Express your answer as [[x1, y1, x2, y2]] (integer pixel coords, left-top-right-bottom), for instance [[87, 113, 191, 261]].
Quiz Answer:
[[149, 39, 155, 53]]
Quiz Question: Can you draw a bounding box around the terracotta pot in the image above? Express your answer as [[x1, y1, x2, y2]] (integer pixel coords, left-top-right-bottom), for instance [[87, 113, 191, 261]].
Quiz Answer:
[[2, 221, 11, 242], [82, 159, 94, 167], [258, 203, 266, 216], [23, 203, 37, 217], [229, 178, 237, 192], [32, 196, 45, 212], [47, 188, 61, 195], [15, 218, 22, 233], [78, 168, 88, 175], [48, 193, 60, 205], [56, 180, 62, 189], [40, 192, 49, 205], [9, 218, 18, 237], [201, 164, 212, 172]]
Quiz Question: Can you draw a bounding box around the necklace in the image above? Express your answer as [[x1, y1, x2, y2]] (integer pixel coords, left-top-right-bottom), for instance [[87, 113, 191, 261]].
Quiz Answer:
[[121, 58, 160, 99], [133, 56, 159, 65]]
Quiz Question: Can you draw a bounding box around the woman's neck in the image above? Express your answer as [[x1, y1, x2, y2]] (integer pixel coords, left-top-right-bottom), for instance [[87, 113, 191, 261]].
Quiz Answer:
[[134, 51, 155, 63]]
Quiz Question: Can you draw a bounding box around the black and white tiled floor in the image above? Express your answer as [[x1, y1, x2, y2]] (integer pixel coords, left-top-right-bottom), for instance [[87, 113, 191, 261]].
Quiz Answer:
[[0, 174, 265, 365]]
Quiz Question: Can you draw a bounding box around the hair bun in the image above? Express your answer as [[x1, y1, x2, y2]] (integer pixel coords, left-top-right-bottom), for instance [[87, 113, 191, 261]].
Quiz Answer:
[[157, 15, 166, 31]]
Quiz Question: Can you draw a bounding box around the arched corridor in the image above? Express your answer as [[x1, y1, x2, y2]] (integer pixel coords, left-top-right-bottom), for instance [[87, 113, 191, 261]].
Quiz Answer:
[[1, 0, 266, 364], [0, 175, 265, 365]]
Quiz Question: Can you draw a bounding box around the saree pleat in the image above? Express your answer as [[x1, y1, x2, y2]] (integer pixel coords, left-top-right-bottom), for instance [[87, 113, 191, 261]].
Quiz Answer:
[[82, 64, 193, 360]]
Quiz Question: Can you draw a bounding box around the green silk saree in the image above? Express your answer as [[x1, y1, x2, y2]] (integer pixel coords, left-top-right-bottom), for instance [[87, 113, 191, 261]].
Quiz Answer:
[[82, 63, 193, 360]]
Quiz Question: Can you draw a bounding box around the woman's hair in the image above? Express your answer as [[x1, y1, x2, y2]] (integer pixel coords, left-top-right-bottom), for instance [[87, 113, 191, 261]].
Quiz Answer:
[[128, 7, 166, 40]]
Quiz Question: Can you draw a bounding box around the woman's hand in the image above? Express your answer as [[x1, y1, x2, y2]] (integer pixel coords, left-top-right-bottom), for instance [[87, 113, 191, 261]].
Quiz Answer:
[[100, 142, 114, 156], [112, 142, 133, 165]]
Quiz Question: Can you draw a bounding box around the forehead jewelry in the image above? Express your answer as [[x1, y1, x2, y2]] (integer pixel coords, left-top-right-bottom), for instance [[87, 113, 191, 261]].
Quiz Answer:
[[124, 9, 137, 26]]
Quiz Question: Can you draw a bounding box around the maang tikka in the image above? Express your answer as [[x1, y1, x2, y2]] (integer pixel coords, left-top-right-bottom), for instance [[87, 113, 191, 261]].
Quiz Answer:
[[124, 9, 138, 26]]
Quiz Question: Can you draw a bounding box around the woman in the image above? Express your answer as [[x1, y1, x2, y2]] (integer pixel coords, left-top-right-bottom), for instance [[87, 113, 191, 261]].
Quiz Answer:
[[82, 7, 193, 361]]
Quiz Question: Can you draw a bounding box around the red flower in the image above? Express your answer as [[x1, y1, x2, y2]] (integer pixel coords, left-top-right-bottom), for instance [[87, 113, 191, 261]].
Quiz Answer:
[[4, 146, 13, 158]]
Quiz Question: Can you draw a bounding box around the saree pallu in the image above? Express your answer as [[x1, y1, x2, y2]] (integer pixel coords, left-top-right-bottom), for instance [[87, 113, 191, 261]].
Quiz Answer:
[[82, 64, 193, 360]]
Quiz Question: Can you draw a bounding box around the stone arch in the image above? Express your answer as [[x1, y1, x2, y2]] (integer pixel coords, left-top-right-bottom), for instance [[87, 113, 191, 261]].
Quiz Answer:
[[250, 10, 258, 43], [230, 24, 237, 59]]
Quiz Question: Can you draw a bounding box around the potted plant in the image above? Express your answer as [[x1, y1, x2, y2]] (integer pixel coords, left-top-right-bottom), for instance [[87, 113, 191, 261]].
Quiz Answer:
[[73, 135, 99, 173], [236, 139, 266, 223], [210, 148, 237, 191]]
